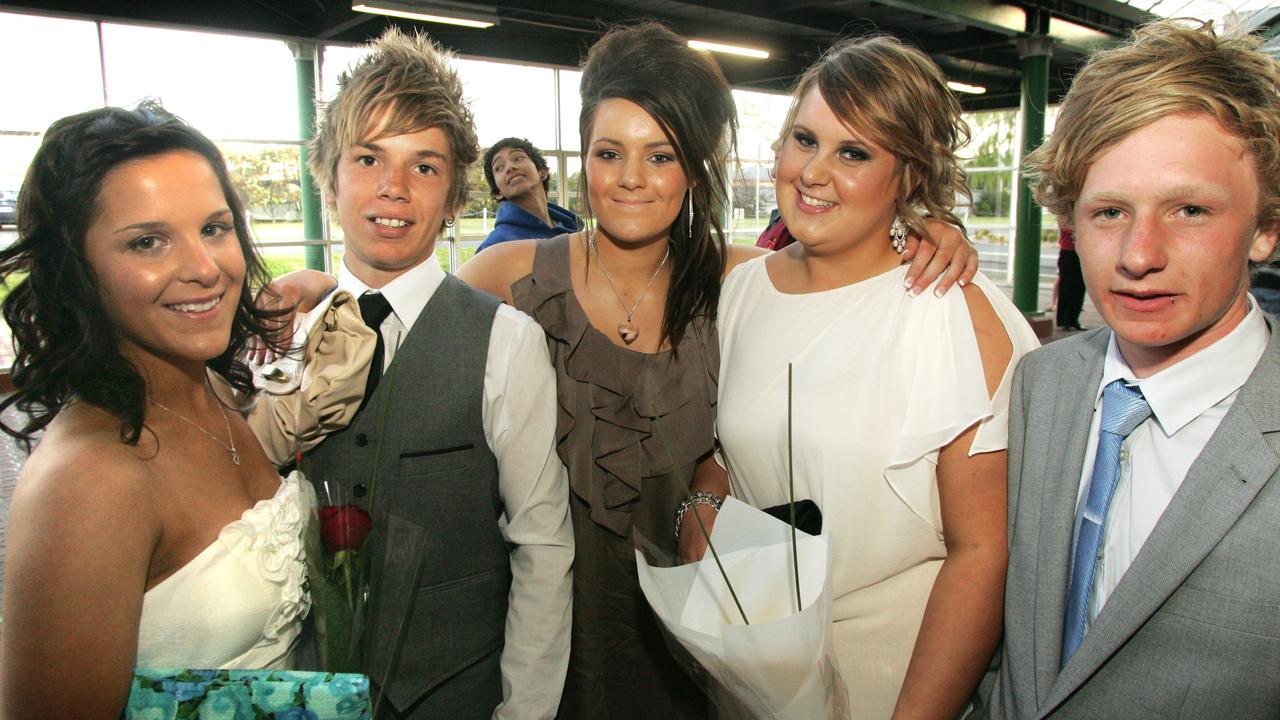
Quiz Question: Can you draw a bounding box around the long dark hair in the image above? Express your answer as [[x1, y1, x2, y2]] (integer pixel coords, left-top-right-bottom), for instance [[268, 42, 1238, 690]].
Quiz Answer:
[[578, 22, 738, 346], [0, 102, 288, 447]]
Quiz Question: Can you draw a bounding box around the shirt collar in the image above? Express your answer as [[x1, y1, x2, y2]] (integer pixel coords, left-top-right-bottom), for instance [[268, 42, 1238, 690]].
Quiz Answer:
[[1098, 297, 1269, 435], [336, 253, 445, 331]]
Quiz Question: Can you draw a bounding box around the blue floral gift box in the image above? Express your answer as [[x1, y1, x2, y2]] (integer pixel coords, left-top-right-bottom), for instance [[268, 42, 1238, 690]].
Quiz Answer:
[[125, 668, 371, 720]]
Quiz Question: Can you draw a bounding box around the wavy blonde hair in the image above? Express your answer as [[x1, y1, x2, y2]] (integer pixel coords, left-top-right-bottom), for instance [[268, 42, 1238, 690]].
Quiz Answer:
[[777, 35, 971, 242], [309, 27, 478, 214], [1026, 19, 1280, 236]]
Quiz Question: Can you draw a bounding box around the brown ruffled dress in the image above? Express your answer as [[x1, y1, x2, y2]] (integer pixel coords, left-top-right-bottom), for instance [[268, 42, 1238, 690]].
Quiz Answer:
[[511, 234, 717, 720]]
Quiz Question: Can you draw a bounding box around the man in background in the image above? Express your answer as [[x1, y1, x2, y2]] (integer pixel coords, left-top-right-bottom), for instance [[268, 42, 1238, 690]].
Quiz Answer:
[[477, 137, 580, 252]]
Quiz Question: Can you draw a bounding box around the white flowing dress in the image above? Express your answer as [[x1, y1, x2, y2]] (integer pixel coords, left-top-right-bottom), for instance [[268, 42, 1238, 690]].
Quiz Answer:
[[135, 471, 312, 669], [716, 257, 1038, 719]]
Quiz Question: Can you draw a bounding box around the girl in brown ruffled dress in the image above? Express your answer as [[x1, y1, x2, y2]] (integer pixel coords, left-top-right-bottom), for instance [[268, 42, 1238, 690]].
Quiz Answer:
[[461, 24, 747, 719]]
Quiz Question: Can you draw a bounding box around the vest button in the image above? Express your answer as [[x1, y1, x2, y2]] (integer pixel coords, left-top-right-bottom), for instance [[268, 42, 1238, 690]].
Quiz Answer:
[[355, 433, 370, 447], [354, 483, 367, 498]]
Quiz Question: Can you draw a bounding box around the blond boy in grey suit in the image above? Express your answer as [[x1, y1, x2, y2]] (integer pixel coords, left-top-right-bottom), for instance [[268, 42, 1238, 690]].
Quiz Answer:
[[980, 20, 1280, 719]]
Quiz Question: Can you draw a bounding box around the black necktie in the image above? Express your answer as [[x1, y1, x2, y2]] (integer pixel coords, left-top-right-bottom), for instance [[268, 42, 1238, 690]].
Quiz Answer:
[[358, 292, 394, 400]]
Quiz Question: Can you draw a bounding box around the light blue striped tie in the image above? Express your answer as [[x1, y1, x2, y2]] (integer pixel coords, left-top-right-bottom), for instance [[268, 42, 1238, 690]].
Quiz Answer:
[[1061, 380, 1152, 667]]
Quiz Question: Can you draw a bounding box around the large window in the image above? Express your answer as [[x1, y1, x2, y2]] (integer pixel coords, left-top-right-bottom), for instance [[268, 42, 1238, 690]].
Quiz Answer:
[[962, 109, 1019, 279], [960, 107, 1061, 284], [0, 12, 309, 367], [729, 89, 792, 244], [0, 14, 103, 134], [100, 24, 299, 140], [0, 9, 1048, 369]]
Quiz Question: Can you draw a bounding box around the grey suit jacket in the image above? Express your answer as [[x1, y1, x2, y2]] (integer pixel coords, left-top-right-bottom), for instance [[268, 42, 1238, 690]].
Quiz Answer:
[[980, 322, 1280, 719]]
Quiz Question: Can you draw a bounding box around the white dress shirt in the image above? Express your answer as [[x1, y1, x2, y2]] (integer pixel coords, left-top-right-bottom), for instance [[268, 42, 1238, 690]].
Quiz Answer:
[[1076, 298, 1269, 622], [338, 254, 573, 720]]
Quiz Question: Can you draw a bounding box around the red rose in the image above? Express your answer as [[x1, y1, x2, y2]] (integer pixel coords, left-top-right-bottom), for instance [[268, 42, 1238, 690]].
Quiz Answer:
[[319, 505, 373, 553]]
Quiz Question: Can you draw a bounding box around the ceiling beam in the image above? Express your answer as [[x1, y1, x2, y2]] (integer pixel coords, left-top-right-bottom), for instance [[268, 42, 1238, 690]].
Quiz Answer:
[[871, 0, 1027, 35]]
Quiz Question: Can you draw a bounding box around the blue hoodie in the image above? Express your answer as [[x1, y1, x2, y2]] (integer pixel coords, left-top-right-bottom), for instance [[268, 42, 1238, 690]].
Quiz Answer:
[[477, 200, 582, 252]]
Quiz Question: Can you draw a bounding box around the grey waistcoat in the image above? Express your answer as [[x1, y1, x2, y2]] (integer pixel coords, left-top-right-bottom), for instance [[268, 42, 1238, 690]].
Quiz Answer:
[[306, 275, 509, 717]]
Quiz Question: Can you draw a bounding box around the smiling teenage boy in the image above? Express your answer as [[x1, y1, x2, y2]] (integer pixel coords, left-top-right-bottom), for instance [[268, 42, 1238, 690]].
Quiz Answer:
[[305, 29, 571, 720]]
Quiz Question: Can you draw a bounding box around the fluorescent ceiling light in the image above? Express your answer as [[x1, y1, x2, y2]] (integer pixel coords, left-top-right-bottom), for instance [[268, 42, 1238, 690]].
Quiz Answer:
[[687, 39, 769, 59], [352, 1, 497, 29], [947, 80, 987, 95]]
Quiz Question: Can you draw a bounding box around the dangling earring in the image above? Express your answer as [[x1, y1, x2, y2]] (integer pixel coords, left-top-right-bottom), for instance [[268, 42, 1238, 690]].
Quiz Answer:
[[445, 217, 455, 228], [890, 215, 907, 254], [686, 192, 694, 239]]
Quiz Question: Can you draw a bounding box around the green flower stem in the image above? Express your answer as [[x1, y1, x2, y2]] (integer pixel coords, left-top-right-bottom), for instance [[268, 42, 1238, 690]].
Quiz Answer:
[[651, 403, 749, 626], [342, 552, 355, 611], [788, 363, 801, 612]]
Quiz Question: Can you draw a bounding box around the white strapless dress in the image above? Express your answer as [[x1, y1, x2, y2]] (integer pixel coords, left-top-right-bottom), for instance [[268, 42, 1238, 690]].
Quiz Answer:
[[135, 472, 312, 669]]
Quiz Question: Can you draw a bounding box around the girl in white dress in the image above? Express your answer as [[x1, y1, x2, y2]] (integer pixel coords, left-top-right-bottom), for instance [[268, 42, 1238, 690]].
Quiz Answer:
[[701, 37, 1038, 719], [0, 104, 366, 717]]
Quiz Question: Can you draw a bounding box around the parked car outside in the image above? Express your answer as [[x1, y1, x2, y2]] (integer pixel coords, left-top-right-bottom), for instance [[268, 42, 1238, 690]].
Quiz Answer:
[[0, 190, 16, 227]]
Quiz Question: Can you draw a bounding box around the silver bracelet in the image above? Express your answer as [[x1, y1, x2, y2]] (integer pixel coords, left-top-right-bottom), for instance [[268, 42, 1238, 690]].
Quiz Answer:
[[674, 490, 724, 542]]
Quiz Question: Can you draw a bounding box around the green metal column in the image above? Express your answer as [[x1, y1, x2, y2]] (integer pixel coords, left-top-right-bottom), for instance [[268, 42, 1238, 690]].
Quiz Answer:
[[291, 42, 326, 271], [1013, 35, 1053, 313]]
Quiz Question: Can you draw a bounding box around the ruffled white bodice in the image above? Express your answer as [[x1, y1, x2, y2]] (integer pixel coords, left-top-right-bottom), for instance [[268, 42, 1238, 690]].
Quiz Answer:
[[136, 472, 311, 669]]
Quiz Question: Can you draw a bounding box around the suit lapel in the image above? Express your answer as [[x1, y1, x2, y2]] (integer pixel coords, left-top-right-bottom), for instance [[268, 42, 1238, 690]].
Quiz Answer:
[[1041, 328, 1280, 715], [1030, 331, 1110, 707]]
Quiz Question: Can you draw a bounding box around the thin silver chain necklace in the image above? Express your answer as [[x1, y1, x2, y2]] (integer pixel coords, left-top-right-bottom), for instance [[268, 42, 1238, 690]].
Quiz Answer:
[[588, 229, 670, 345], [149, 394, 240, 466]]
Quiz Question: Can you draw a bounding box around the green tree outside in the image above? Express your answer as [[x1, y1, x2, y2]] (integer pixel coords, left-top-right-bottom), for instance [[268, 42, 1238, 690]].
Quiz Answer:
[[226, 147, 302, 222]]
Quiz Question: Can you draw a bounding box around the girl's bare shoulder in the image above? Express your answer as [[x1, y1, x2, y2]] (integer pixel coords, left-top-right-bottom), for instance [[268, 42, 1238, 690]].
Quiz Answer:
[[15, 405, 160, 536], [723, 243, 769, 279], [455, 239, 541, 304]]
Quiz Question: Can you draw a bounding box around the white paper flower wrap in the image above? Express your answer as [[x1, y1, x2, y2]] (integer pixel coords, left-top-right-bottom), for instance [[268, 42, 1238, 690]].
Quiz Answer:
[[636, 497, 850, 720]]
